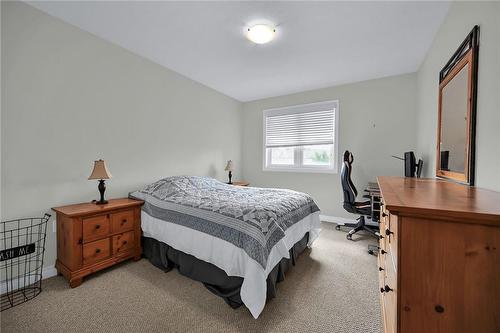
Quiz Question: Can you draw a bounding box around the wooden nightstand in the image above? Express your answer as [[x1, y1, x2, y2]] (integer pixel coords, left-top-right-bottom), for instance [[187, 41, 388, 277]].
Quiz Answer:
[[52, 198, 144, 287], [231, 181, 250, 186]]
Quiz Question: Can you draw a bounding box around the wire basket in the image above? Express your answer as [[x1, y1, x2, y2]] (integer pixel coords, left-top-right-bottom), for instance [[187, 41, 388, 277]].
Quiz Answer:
[[0, 214, 50, 311]]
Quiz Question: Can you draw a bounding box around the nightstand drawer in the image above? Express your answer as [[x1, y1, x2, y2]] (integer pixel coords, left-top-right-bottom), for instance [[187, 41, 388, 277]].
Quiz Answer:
[[112, 231, 135, 254], [111, 210, 134, 233], [83, 215, 110, 242], [83, 238, 110, 265]]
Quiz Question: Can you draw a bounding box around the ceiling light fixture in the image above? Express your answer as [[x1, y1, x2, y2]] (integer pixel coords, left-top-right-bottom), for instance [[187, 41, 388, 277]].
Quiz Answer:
[[246, 24, 276, 44]]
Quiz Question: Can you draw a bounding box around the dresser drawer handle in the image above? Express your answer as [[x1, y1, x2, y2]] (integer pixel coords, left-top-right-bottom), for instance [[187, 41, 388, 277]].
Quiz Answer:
[[95, 224, 101, 229], [95, 248, 101, 254], [380, 249, 387, 255], [122, 240, 128, 245], [385, 229, 393, 236], [121, 219, 127, 225], [382, 212, 387, 217], [380, 285, 393, 293], [379, 235, 384, 240], [378, 267, 384, 271]]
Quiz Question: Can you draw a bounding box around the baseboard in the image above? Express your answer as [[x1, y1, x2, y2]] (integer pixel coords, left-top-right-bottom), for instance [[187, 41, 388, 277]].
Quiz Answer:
[[0, 265, 58, 295], [42, 265, 58, 279], [320, 214, 378, 227], [320, 214, 356, 225]]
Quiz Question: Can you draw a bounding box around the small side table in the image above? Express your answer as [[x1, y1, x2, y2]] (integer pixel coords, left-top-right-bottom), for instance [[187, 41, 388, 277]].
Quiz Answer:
[[52, 198, 144, 287], [231, 181, 250, 186]]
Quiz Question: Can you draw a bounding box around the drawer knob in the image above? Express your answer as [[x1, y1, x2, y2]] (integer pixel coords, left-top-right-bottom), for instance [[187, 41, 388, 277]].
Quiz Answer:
[[95, 248, 101, 254], [122, 240, 128, 245], [382, 212, 387, 217], [385, 229, 394, 236], [379, 234, 384, 240], [121, 219, 127, 225], [95, 224, 101, 229], [378, 267, 384, 271], [380, 285, 393, 293], [380, 249, 387, 255], [435, 305, 445, 313]]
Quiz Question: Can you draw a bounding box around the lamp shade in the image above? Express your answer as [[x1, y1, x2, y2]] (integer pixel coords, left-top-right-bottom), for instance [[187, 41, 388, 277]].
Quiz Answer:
[[224, 160, 234, 172], [88, 159, 112, 180]]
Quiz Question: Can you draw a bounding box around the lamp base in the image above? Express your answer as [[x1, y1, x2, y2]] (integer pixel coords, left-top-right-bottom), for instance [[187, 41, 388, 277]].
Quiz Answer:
[[95, 179, 108, 205], [94, 199, 108, 205]]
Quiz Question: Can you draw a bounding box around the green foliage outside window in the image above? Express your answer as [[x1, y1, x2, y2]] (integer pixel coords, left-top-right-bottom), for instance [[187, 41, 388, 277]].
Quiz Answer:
[[312, 151, 330, 162]]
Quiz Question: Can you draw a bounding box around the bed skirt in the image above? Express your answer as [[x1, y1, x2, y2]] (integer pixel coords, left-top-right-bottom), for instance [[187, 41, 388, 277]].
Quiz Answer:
[[142, 232, 310, 309]]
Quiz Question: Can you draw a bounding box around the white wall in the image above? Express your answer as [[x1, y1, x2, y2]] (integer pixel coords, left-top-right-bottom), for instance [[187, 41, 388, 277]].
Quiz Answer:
[[416, 1, 500, 190], [1, 2, 242, 268], [4, 0, 498, 276], [242, 73, 417, 218]]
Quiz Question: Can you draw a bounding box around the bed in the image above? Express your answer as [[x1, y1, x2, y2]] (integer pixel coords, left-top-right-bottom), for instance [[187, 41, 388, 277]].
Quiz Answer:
[[129, 176, 321, 318]]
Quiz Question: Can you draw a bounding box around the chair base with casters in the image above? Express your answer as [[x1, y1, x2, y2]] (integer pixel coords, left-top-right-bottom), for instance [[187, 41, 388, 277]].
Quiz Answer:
[[335, 215, 378, 240], [367, 244, 380, 256]]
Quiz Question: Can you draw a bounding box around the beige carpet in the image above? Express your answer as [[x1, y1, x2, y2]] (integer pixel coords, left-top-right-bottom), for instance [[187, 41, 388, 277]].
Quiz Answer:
[[1, 223, 381, 333]]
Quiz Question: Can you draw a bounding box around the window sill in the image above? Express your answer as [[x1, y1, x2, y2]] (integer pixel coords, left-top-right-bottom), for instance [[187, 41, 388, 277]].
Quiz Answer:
[[263, 167, 337, 174]]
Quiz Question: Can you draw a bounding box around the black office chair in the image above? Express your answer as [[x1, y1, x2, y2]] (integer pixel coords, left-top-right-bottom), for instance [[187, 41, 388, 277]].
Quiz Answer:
[[336, 150, 378, 240]]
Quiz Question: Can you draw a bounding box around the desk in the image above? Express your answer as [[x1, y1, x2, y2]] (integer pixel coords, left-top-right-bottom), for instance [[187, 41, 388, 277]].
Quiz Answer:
[[365, 182, 381, 222]]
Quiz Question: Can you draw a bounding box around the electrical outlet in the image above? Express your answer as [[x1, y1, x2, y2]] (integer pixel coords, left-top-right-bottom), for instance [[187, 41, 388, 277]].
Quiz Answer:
[[52, 219, 57, 233]]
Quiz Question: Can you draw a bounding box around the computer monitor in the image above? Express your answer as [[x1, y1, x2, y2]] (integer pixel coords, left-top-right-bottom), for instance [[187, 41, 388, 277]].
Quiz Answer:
[[404, 152, 416, 177], [416, 159, 423, 178]]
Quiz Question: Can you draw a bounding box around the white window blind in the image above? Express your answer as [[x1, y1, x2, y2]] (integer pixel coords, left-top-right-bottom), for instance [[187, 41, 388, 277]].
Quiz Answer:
[[264, 102, 336, 148], [263, 100, 339, 173]]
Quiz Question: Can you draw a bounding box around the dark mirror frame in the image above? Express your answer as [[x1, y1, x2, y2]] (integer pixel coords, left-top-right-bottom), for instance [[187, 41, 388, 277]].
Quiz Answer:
[[436, 25, 479, 186]]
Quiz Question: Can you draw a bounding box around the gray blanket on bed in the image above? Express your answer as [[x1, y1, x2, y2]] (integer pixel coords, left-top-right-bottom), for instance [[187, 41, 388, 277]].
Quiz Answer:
[[129, 176, 319, 269]]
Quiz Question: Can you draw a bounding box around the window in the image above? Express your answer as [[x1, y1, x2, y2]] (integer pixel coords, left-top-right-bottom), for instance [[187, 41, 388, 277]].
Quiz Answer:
[[263, 100, 338, 173]]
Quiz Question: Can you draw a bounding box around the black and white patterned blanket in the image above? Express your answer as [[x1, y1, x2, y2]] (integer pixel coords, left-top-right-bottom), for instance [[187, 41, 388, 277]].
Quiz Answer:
[[130, 176, 320, 268]]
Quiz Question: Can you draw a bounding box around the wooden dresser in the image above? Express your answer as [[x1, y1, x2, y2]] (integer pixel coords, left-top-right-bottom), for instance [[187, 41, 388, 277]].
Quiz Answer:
[[377, 177, 500, 333], [52, 198, 144, 287]]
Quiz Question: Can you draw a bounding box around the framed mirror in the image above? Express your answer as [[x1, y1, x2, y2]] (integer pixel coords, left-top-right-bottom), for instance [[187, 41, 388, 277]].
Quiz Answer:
[[436, 26, 479, 185]]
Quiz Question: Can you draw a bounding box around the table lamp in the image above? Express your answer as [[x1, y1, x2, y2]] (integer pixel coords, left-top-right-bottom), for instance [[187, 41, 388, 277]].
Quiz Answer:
[[224, 160, 233, 184], [88, 159, 112, 204]]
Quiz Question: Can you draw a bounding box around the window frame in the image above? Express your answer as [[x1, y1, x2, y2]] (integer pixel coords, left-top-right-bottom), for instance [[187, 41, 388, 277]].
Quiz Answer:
[[262, 100, 339, 174]]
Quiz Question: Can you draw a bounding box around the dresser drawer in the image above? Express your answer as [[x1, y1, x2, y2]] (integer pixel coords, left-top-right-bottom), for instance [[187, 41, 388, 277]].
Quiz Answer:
[[112, 231, 135, 254], [378, 251, 386, 289], [387, 213, 398, 268], [379, 267, 388, 333], [383, 256, 398, 333], [83, 214, 110, 242], [111, 209, 134, 233], [83, 238, 110, 265], [379, 225, 387, 253], [379, 211, 387, 253]]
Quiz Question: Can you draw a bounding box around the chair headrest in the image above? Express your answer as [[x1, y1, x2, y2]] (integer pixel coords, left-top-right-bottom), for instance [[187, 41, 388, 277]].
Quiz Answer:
[[343, 150, 354, 165]]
